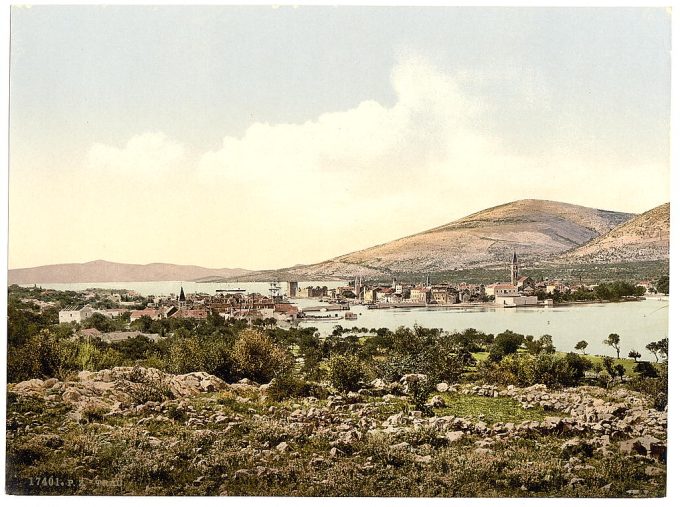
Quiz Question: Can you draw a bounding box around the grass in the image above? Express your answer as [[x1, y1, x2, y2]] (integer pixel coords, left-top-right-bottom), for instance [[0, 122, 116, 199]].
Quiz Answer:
[[6, 386, 666, 497], [433, 393, 565, 424], [556, 352, 638, 376], [473, 350, 639, 377]]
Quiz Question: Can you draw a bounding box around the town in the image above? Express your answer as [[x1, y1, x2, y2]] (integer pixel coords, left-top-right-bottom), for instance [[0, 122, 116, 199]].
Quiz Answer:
[[22, 254, 656, 343]]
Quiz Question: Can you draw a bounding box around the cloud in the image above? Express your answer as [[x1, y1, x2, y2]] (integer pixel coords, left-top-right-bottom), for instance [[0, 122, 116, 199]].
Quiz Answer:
[[70, 54, 667, 269], [196, 55, 501, 204], [88, 132, 186, 174]]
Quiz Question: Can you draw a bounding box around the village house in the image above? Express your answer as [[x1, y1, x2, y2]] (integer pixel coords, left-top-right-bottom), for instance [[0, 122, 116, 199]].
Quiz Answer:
[[430, 286, 459, 305], [376, 287, 399, 304], [408, 286, 431, 303], [129, 306, 176, 322], [545, 281, 567, 294], [100, 331, 162, 343], [58, 305, 95, 324]]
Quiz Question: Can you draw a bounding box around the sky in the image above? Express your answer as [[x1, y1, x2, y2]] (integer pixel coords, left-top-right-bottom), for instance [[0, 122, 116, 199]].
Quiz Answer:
[[8, 5, 672, 270]]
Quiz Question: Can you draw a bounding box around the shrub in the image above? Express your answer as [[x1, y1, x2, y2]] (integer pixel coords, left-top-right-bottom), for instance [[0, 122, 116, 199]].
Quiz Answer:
[[267, 373, 328, 401], [232, 329, 293, 383], [327, 354, 366, 392], [118, 366, 174, 404], [405, 375, 434, 416], [633, 361, 658, 379], [629, 363, 667, 411], [477, 352, 592, 388], [167, 336, 235, 380], [81, 404, 108, 423], [488, 330, 524, 362], [7, 330, 79, 383]]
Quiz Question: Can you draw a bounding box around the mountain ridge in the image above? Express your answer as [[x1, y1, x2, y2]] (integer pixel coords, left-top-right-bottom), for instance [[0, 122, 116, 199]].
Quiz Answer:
[[556, 203, 669, 264], [7, 260, 251, 285], [8, 199, 669, 284]]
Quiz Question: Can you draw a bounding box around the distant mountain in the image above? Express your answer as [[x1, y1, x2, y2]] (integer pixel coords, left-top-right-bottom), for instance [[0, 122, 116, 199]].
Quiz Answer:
[[556, 203, 669, 264], [8, 260, 251, 285], [235, 199, 634, 280]]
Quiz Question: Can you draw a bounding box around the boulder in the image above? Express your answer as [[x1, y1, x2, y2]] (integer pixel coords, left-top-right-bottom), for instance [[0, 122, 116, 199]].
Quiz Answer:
[[430, 395, 446, 408], [445, 431, 465, 443], [436, 382, 449, 392]]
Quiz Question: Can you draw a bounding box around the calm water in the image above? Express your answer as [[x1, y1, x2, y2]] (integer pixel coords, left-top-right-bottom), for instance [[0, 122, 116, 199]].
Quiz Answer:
[[294, 298, 669, 362], [26, 281, 668, 361]]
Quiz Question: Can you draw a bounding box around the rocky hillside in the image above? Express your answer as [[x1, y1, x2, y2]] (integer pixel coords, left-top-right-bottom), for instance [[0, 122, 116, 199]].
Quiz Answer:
[[239, 200, 634, 280], [8, 260, 251, 285], [557, 203, 669, 264], [6, 367, 666, 496]]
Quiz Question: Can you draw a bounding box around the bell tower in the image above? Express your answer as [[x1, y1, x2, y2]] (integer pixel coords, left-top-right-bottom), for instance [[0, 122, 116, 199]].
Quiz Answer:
[[510, 251, 519, 286]]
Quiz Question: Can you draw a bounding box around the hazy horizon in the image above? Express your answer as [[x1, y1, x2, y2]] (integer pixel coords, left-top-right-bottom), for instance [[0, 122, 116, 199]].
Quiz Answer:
[[8, 196, 669, 272], [9, 6, 671, 270]]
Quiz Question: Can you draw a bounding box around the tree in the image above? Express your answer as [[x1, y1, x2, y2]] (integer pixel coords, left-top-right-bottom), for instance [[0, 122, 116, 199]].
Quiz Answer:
[[602, 357, 616, 378], [604, 333, 621, 359], [489, 330, 524, 362], [628, 350, 641, 362], [633, 361, 658, 379], [646, 341, 661, 362], [327, 354, 366, 392], [231, 329, 292, 383], [539, 334, 556, 354], [656, 275, 669, 295], [657, 338, 668, 362], [614, 364, 626, 379], [575, 340, 589, 355]]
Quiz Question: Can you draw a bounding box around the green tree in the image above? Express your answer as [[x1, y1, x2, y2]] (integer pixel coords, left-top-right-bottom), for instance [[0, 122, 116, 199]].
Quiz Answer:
[[604, 333, 621, 359], [489, 330, 524, 362], [658, 338, 668, 361], [628, 350, 641, 362], [656, 275, 669, 295], [327, 354, 366, 392], [646, 341, 661, 362], [231, 329, 292, 383], [575, 340, 588, 354]]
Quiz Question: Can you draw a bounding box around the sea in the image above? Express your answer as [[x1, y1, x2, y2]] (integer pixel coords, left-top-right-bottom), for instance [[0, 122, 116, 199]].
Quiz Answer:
[[25, 280, 669, 362]]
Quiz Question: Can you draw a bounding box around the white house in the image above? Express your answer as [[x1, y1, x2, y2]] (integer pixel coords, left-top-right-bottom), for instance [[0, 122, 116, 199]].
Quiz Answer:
[[58, 305, 95, 323]]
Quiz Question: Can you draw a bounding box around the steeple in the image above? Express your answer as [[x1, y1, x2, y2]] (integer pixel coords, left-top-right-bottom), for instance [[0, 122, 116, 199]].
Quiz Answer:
[[179, 286, 186, 302], [510, 251, 519, 286]]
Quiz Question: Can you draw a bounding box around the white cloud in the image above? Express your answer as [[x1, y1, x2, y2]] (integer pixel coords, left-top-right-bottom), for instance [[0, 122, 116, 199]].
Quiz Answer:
[[88, 132, 186, 174], [67, 54, 667, 269], [197, 55, 496, 199]]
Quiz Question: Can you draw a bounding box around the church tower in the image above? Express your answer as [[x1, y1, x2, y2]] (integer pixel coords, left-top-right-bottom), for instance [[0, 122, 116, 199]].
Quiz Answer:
[[179, 286, 186, 308], [510, 251, 519, 286]]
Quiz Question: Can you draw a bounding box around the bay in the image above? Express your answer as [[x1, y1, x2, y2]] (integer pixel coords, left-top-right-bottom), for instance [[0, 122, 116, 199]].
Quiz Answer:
[[25, 280, 668, 361]]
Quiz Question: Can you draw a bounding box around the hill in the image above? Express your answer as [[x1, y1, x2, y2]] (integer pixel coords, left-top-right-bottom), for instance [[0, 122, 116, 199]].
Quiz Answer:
[[236, 199, 634, 280], [557, 203, 669, 264], [7, 260, 251, 284]]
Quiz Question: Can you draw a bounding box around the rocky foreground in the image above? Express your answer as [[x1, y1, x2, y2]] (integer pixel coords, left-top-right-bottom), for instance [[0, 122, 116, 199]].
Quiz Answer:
[[6, 367, 666, 496]]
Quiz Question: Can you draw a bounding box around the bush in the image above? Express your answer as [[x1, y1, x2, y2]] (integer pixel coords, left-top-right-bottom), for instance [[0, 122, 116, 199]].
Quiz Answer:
[[232, 329, 293, 383], [167, 336, 235, 381], [477, 352, 592, 388], [633, 361, 658, 379], [267, 373, 328, 401], [629, 363, 667, 411], [403, 374, 434, 415], [327, 354, 366, 392], [488, 330, 524, 362], [117, 366, 174, 404], [7, 330, 79, 383]]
